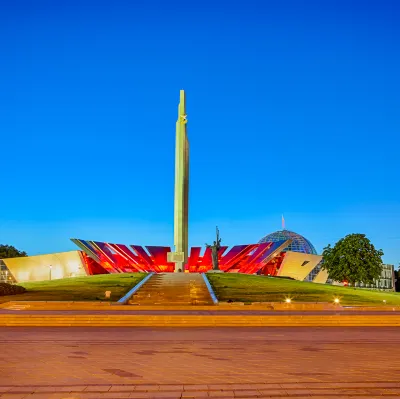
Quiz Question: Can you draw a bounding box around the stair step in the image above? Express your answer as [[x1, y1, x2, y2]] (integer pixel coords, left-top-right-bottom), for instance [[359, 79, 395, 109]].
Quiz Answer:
[[127, 273, 213, 306]]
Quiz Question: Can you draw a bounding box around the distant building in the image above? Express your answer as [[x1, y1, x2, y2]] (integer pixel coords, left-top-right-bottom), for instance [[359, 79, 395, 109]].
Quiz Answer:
[[353, 264, 396, 292]]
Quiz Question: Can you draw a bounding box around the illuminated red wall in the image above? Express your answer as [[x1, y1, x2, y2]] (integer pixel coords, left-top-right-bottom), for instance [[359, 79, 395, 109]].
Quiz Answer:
[[72, 239, 290, 275]]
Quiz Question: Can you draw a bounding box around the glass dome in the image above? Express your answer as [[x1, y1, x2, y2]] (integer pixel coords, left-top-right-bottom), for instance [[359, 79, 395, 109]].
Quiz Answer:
[[258, 230, 317, 255]]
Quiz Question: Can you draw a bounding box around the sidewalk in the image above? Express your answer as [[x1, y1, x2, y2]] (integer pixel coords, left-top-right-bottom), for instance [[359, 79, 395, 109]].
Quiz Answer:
[[0, 327, 399, 398], [1, 313, 400, 326]]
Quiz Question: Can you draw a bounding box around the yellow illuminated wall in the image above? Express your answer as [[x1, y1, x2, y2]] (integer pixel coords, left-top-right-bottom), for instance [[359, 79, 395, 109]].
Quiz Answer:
[[277, 251, 323, 281], [1, 251, 88, 283], [313, 268, 329, 284]]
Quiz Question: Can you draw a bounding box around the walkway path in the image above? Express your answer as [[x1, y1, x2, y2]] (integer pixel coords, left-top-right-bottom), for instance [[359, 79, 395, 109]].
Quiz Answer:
[[0, 327, 400, 398]]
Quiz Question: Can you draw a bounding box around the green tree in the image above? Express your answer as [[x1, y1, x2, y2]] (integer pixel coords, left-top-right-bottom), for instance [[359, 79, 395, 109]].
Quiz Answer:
[[395, 265, 400, 292], [0, 245, 27, 259], [322, 233, 383, 285]]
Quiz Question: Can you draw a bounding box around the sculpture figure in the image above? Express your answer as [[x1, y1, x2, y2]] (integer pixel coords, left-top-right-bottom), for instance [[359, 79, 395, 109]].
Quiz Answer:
[[205, 226, 222, 271]]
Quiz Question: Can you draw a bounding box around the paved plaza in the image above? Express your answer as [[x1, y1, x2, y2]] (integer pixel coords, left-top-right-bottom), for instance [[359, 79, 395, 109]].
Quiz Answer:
[[0, 327, 400, 398]]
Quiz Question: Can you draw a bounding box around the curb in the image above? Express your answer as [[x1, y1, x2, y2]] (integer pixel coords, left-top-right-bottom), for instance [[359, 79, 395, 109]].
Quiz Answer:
[[202, 274, 218, 305], [2, 304, 400, 311], [117, 273, 154, 304], [2, 382, 400, 397], [0, 304, 400, 314]]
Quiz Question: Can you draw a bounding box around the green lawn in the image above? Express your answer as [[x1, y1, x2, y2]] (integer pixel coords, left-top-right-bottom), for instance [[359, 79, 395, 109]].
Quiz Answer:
[[207, 273, 400, 305], [0, 273, 146, 303]]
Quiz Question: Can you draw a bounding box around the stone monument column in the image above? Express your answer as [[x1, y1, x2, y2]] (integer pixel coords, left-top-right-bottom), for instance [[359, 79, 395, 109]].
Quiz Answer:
[[167, 90, 189, 272]]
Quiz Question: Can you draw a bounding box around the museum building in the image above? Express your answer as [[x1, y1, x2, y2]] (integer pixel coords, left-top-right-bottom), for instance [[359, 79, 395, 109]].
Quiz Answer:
[[0, 230, 395, 291]]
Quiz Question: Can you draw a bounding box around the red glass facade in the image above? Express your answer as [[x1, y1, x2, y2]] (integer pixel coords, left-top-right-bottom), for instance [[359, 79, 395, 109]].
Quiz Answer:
[[71, 239, 291, 275]]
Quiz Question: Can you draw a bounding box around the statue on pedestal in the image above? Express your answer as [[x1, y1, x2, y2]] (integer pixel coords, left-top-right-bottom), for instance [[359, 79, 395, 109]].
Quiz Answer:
[[205, 226, 222, 271]]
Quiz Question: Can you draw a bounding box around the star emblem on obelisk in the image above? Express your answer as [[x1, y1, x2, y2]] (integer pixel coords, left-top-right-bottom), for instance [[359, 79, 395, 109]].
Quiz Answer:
[[180, 114, 188, 124]]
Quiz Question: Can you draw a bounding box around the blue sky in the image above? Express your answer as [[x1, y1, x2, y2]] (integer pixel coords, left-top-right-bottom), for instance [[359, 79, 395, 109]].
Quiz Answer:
[[0, 0, 399, 265]]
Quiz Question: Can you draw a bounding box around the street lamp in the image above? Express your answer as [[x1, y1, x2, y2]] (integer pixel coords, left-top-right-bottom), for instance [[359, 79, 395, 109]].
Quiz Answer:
[[49, 265, 52, 281]]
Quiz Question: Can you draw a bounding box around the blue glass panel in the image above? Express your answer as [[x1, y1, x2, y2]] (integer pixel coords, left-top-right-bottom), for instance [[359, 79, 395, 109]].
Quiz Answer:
[[258, 230, 317, 255]]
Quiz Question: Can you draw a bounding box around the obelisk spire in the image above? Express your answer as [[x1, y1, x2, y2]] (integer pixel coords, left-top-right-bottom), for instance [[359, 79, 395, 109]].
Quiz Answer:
[[167, 90, 189, 272]]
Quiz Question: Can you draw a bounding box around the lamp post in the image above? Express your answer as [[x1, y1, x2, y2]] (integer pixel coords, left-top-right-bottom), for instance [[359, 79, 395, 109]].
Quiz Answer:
[[49, 265, 52, 281]]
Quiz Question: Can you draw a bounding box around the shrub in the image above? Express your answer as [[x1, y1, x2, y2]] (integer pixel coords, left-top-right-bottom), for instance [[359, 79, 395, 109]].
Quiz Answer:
[[0, 283, 26, 296]]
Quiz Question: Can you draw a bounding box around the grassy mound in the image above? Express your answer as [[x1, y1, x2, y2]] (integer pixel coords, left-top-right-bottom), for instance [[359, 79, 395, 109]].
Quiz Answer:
[[207, 273, 400, 305], [0, 283, 26, 296], [0, 273, 146, 303]]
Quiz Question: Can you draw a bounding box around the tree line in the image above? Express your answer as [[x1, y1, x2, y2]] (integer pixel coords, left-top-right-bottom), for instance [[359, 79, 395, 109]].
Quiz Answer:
[[0, 245, 27, 259]]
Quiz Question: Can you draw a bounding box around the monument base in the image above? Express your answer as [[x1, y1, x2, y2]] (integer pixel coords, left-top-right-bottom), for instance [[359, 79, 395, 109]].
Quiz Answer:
[[167, 252, 186, 272], [173, 262, 185, 272], [207, 270, 224, 273]]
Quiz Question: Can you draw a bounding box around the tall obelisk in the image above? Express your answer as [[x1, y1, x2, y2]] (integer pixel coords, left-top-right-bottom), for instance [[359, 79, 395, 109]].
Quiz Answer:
[[168, 90, 189, 272]]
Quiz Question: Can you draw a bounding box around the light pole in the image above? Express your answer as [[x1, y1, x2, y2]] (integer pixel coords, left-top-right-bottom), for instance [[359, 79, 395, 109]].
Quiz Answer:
[[49, 265, 52, 281]]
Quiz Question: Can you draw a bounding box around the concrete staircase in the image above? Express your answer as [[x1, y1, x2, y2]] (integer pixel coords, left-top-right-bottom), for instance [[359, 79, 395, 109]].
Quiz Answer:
[[128, 273, 213, 306]]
